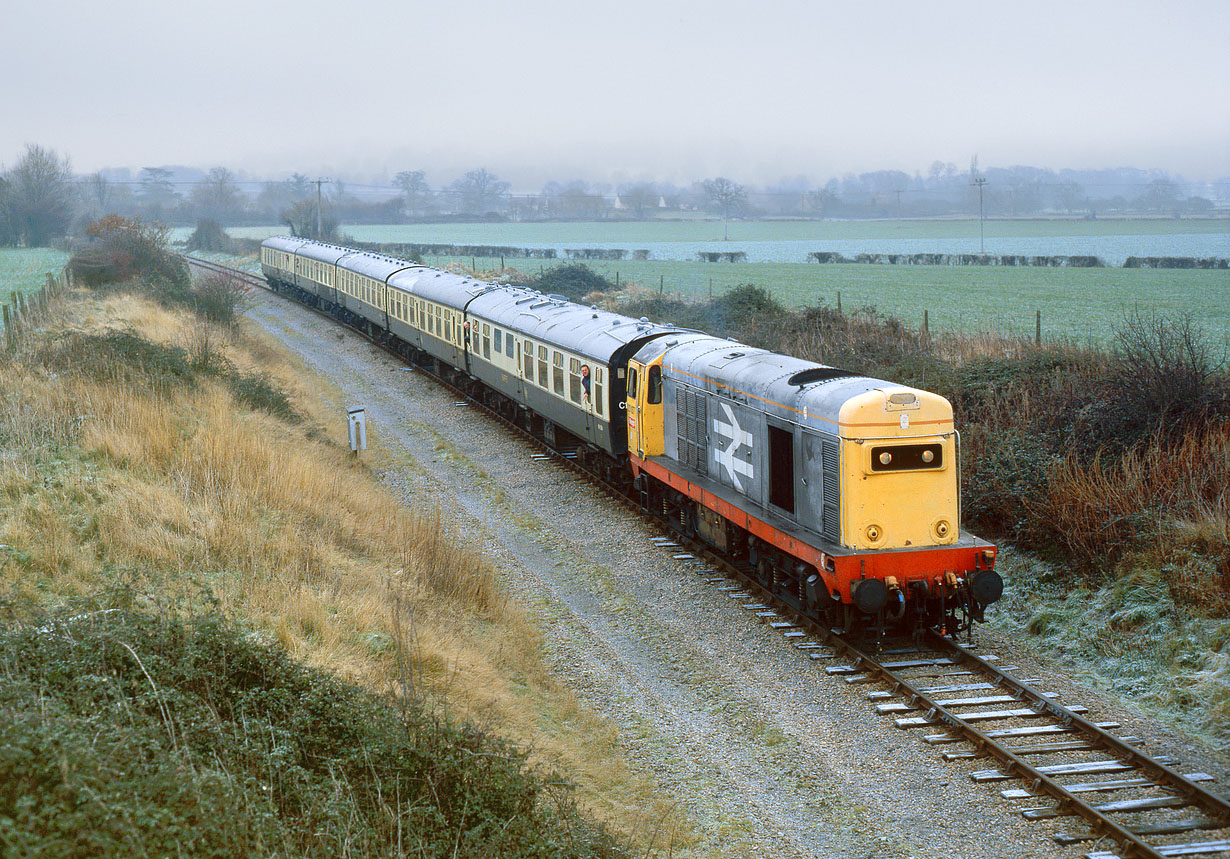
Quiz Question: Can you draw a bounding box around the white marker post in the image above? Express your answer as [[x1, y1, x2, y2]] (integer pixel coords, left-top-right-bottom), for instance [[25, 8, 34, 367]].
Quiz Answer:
[[347, 406, 367, 456]]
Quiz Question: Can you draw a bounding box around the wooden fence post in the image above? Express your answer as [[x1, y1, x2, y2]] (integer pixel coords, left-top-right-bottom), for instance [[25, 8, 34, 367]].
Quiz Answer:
[[1035, 310, 1041, 346]]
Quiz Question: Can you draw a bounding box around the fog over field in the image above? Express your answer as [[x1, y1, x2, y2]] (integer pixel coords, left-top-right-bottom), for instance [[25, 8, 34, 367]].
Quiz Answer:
[[2, 0, 1227, 186]]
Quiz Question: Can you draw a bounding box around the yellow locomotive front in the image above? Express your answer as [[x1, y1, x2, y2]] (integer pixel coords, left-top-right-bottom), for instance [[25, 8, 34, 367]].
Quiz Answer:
[[837, 388, 959, 551]]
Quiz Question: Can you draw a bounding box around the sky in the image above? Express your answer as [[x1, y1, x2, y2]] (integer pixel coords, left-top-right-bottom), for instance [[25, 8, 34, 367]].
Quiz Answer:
[[4, 0, 1228, 190]]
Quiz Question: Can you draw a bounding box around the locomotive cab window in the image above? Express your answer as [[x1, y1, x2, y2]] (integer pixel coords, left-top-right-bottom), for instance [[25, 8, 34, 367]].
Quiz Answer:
[[870, 443, 943, 472], [627, 366, 639, 399], [647, 365, 662, 404]]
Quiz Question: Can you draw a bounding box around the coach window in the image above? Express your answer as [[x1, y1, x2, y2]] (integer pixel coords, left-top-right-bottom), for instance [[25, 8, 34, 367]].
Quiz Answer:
[[593, 368, 605, 415], [553, 352, 565, 396], [568, 358, 582, 404], [524, 339, 534, 378], [647, 365, 662, 404], [493, 328, 502, 356], [505, 332, 514, 358], [537, 346, 549, 388]]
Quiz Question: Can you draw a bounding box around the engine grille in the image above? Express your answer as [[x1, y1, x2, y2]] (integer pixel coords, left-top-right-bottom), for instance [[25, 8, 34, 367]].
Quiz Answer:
[[676, 387, 708, 475]]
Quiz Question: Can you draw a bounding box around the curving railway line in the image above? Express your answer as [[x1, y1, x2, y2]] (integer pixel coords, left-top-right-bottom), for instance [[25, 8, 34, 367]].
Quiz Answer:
[[185, 253, 1230, 859]]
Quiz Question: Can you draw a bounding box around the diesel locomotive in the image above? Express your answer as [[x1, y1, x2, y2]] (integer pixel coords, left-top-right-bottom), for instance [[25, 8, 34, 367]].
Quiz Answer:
[[260, 236, 1002, 635]]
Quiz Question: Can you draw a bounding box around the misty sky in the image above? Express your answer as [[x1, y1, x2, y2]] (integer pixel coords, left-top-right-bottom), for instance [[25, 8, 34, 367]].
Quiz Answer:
[[4, 0, 1228, 189]]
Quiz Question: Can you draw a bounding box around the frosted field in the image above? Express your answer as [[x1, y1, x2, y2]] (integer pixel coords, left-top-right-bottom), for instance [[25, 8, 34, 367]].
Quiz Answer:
[[186, 218, 1230, 267], [0, 248, 70, 298]]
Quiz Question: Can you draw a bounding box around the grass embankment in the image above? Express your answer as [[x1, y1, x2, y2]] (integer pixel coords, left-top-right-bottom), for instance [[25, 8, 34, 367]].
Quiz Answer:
[[0, 226, 685, 854], [514, 266, 1230, 748]]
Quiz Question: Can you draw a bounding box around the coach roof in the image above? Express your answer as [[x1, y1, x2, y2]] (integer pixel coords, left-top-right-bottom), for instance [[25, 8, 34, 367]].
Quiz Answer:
[[469, 286, 681, 363], [261, 235, 310, 255], [338, 249, 421, 282], [388, 266, 496, 309]]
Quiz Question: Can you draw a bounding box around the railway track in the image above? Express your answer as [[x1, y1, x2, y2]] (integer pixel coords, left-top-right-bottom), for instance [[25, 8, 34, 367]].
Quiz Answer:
[[186, 253, 1230, 859]]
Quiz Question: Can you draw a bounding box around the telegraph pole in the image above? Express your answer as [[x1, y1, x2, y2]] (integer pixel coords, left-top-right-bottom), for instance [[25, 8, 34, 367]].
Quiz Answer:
[[971, 175, 988, 253], [315, 178, 325, 238]]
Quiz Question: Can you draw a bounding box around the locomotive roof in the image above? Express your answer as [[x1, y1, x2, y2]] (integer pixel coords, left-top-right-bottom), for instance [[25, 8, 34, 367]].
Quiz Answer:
[[468, 287, 680, 363], [655, 335, 935, 430]]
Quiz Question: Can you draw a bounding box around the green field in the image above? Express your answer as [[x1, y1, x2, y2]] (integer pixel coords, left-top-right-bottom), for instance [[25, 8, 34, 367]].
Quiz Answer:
[[183, 216, 1230, 344], [0, 248, 70, 300], [427, 255, 1230, 345]]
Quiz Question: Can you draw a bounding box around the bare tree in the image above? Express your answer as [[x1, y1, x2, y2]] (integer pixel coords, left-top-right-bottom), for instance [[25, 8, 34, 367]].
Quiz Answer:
[[617, 183, 659, 219], [191, 167, 245, 223], [702, 177, 746, 240], [394, 170, 432, 218], [282, 198, 337, 240], [449, 168, 510, 216], [81, 172, 112, 219], [542, 180, 608, 220], [139, 167, 178, 219], [3, 144, 74, 246], [0, 175, 15, 245]]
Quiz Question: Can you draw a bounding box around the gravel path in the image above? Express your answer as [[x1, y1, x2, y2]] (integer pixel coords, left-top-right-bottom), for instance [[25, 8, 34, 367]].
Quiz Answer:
[[244, 287, 1228, 859]]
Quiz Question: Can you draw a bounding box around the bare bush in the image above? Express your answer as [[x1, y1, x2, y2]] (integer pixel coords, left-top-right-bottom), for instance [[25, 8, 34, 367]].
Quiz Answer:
[[1108, 309, 1227, 443], [69, 215, 189, 290], [194, 271, 252, 325]]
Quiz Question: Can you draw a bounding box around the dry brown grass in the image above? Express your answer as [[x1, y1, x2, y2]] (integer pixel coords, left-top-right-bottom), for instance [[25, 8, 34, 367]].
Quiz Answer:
[[0, 285, 690, 852], [1031, 424, 1230, 613]]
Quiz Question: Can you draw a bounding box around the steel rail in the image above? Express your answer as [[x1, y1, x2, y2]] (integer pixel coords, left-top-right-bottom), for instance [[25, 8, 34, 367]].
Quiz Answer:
[[934, 634, 1230, 838]]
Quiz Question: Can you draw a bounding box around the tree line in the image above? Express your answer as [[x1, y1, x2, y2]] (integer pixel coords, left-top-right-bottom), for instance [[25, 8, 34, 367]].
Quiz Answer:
[[2, 144, 1225, 248]]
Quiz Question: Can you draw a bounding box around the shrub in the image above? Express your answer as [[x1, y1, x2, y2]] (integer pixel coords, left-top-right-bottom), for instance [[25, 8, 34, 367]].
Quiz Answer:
[[521, 264, 615, 302], [185, 218, 234, 253], [193, 270, 252, 326], [28, 329, 302, 424], [1083, 309, 1230, 451], [69, 215, 189, 291], [0, 604, 628, 858]]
